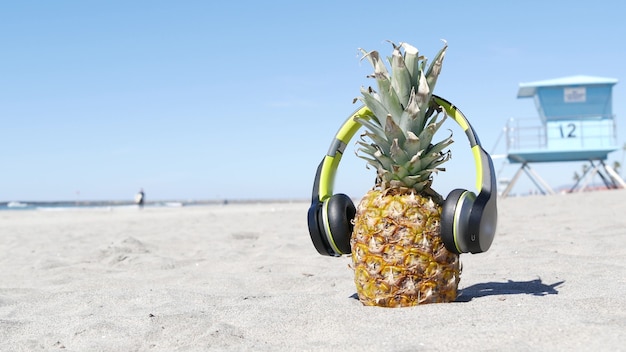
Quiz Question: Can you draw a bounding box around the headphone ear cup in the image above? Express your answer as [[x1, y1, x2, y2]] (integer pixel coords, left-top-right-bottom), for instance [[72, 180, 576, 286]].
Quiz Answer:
[[324, 193, 356, 255], [441, 189, 473, 254]]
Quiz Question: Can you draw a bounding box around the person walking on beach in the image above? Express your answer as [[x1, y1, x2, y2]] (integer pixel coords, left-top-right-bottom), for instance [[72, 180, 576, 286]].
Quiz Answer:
[[135, 188, 145, 209]]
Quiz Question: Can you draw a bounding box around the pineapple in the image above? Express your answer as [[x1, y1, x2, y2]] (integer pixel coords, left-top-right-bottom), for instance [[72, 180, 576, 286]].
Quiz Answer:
[[350, 41, 460, 307]]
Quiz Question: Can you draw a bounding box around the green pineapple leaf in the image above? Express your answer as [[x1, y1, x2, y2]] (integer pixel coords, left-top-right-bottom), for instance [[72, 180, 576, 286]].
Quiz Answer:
[[355, 40, 453, 193]]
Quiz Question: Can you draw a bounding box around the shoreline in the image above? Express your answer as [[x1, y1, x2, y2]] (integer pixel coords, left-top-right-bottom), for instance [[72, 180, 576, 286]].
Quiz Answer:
[[0, 198, 309, 211]]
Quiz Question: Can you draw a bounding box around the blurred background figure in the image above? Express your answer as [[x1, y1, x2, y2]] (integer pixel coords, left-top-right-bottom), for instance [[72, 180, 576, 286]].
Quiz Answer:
[[135, 188, 145, 209]]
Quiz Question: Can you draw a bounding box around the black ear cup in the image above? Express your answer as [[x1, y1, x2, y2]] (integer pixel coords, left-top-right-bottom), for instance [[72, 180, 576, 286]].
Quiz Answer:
[[323, 193, 356, 255], [307, 202, 328, 256], [441, 189, 477, 254]]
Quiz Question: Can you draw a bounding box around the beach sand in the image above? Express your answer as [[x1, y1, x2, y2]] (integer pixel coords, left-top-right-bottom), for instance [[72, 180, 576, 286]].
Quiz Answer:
[[1, 190, 625, 351]]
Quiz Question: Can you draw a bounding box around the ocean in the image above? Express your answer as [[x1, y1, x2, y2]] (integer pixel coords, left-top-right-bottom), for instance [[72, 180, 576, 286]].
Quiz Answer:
[[0, 200, 186, 211], [0, 199, 255, 211]]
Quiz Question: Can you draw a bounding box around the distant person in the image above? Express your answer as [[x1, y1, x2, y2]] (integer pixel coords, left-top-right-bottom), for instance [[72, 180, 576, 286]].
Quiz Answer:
[[135, 188, 145, 209]]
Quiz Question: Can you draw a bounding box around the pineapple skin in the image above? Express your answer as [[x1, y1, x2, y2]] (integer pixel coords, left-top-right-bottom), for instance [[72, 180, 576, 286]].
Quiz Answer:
[[350, 189, 460, 307]]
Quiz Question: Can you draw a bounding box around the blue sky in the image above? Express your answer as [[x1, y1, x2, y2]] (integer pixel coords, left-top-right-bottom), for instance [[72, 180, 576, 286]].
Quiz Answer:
[[2, 1, 625, 201]]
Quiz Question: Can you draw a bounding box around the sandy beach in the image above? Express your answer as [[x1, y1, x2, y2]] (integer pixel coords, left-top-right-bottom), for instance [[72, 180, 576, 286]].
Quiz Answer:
[[1, 190, 625, 351]]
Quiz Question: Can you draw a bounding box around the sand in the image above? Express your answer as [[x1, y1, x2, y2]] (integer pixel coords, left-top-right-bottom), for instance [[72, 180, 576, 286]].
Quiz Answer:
[[1, 190, 625, 351]]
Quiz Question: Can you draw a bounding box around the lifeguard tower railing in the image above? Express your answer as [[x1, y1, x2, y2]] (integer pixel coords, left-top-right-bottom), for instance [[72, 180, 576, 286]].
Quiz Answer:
[[502, 112, 623, 196], [507, 113, 617, 155]]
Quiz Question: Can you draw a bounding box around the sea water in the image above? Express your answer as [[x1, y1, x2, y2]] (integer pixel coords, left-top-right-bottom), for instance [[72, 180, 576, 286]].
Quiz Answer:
[[0, 201, 185, 211]]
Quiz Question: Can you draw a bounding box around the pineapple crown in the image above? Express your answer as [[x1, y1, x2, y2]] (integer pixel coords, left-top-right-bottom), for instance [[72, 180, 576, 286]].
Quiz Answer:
[[354, 40, 453, 194]]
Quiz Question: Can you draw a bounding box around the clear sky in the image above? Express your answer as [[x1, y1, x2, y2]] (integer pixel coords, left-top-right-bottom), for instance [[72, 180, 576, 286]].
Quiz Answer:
[[2, 1, 625, 202]]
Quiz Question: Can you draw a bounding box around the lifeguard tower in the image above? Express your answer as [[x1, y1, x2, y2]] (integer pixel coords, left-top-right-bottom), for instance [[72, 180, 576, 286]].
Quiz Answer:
[[501, 75, 625, 197]]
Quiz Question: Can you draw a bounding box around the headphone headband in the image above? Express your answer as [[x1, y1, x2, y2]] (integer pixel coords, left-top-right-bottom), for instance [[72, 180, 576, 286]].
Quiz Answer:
[[313, 95, 493, 202]]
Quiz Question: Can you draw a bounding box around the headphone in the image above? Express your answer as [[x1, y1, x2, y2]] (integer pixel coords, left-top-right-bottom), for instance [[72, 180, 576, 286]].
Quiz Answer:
[[307, 95, 497, 257]]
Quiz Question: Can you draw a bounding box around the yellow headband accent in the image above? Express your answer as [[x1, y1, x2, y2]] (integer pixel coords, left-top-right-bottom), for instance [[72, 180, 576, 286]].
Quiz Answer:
[[471, 145, 484, 191], [434, 96, 470, 132], [335, 106, 370, 144], [318, 107, 371, 201]]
